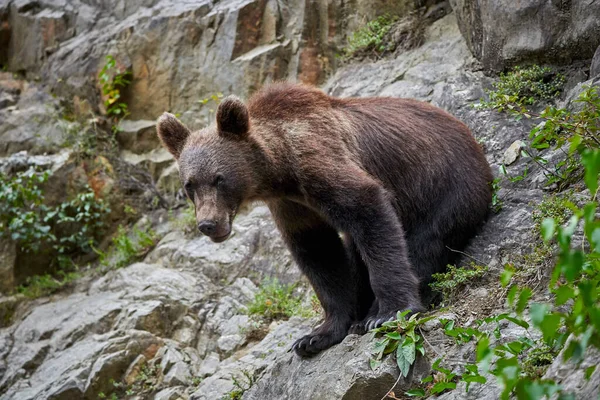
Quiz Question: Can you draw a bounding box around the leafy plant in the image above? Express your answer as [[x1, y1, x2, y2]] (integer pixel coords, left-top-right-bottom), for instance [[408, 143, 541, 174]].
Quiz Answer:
[[343, 14, 396, 58], [101, 225, 158, 269], [370, 311, 434, 376], [406, 358, 462, 397], [246, 279, 314, 321], [483, 78, 599, 191], [17, 270, 81, 299], [430, 263, 488, 303], [480, 65, 565, 111], [98, 55, 131, 119], [0, 168, 110, 256], [531, 193, 575, 233]]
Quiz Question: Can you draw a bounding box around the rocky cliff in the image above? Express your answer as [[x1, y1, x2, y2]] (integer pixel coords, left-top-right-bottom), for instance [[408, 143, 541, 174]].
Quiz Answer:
[[1, 1, 600, 399]]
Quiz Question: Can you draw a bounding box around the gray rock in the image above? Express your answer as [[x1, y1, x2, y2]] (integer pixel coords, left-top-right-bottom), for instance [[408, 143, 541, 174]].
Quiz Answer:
[[198, 352, 220, 378], [155, 386, 187, 400], [163, 361, 192, 386], [156, 161, 180, 195], [0, 0, 360, 120], [244, 333, 430, 400], [543, 337, 600, 399], [449, 0, 600, 71], [116, 120, 160, 154], [121, 148, 173, 182], [191, 318, 315, 400], [502, 140, 525, 165], [147, 205, 300, 285], [592, 45, 600, 78], [0, 82, 67, 156]]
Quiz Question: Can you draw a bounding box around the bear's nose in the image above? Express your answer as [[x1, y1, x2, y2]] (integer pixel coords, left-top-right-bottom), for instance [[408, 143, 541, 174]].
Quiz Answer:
[[198, 220, 217, 236]]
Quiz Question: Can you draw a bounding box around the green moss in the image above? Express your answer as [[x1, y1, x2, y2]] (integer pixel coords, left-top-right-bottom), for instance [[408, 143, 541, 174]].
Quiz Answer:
[[343, 14, 396, 58], [430, 262, 488, 302], [100, 225, 158, 269], [480, 65, 565, 111], [532, 193, 575, 234], [246, 279, 316, 321], [17, 271, 81, 299], [522, 344, 558, 379]]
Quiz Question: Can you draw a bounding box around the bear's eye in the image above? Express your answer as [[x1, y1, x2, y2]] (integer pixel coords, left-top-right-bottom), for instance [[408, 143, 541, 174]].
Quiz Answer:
[[214, 175, 224, 188]]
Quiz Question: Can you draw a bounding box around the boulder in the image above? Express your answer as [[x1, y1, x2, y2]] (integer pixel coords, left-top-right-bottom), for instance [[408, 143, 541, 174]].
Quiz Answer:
[[120, 148, 173, 182], [116, 120, 160, 154], [244, 333, 430, 400], [449, 0, 600, 71]]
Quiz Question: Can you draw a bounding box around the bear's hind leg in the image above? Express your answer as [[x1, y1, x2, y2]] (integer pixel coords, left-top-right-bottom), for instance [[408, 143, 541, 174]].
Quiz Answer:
[[269, 201, 359, 357]]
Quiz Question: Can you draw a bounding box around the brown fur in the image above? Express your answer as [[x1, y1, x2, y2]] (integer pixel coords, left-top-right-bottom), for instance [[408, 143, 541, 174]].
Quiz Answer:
[[157, 82, 492, 357]]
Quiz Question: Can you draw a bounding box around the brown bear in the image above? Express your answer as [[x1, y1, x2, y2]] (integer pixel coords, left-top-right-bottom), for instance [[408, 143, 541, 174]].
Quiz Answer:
[[157, 82, 492, 357]]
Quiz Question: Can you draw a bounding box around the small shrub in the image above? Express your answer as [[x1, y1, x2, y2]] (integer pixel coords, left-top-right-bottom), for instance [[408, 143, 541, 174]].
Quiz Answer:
[[531, 193, 575, 233], [101, 225, 158, 269], [430, 263, 488, 302], [98, 55, 131, 120], [480, 65, 565, 111], [0, 168, 110, 255], [370, 311, 434, 376], [17, 270, 80, 299], [522, 343, 558, 379], [246, 279, 312, 321], [343, 14, 396, 58]]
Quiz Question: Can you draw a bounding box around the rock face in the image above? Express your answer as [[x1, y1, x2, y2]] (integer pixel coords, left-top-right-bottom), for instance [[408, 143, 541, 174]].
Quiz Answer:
[[0, 72, 67, 156], [1, 0, 421, 122], [449, 0, 600, 71], [1, 2, 599, 400]]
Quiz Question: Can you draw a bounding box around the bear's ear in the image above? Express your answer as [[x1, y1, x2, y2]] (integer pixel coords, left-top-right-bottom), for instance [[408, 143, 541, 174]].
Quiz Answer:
[[216, 95, 249, 139], [157, 112, 191, 159]]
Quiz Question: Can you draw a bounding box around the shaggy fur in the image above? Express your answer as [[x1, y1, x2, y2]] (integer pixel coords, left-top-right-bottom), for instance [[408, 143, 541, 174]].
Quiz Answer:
[[157, 82, 492, 357]]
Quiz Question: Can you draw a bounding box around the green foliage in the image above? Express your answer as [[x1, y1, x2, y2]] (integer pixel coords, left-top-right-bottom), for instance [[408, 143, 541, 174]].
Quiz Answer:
[[343, 14, 396, 58], [98, 55, 131, 119], [522, 343, 558, 379], [414, 84, 600, 400], [246, 279, 315, 321], [370, 311, 435, 376], [480, 65, 565, 111], [399, 74, 599, 400], [532, 193, 575, 233], [430, 263, 488, 303], [101, 225, 158, 269], [0, 168, 52, 252], [487, 81, 600, 191], [0, 168, 110, 256], [17, 270, 81, 299]]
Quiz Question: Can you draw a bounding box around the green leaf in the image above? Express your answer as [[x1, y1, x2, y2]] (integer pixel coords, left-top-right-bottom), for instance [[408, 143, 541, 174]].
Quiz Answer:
[[581, 149, 600, 194], [404, 388, 425, 397], [516, 287, 532, 315], [430, 381, 456, 394], [396, 339, 416, 377], [500, 265, 515, 287], [554, 284, 575, 306], [541, 218, 556, 241]]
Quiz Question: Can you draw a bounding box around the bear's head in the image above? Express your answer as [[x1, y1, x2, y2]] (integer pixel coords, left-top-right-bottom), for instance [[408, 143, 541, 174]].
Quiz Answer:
[[157, 96, 259, 242]]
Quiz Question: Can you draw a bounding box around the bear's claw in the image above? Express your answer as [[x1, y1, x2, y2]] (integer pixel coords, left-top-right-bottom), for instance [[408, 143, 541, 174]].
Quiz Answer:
[[291, 331, 344, 357]]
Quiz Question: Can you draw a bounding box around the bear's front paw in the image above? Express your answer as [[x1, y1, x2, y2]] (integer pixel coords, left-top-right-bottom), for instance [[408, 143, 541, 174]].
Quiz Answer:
[[291, 331, 344, 357]]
